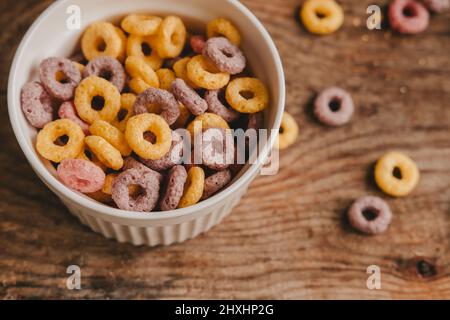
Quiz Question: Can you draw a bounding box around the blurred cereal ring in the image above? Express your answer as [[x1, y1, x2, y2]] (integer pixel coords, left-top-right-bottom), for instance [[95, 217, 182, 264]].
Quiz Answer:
[[388, 0, 429, 34], [159, 165, 188, 211], [423, 0, 450, 13], [203, 37, 246, 74], [187, 55, 230, 90], [225, 77, 269, 113], [133, 87, 180, 125], [127, 34, 163, 70], [314, 87, 354, 126], [39, 57, 81, 100], [125, 56, 160, 94], [171, 78, 208, 116], [205, 89, 240, 122], [83, 56, 126, 92], [84, 135, 123, 170], [178, 166, 205, 208], [301, 0, 344, 35], [155, 16, 187, 58], [81, 22, 123, 61], [89, 120, 132, 156], [121, 14, 162, 36], [275, 111, 298, 150], [57, 159, 105, 193], [156, 68, 176, 90], [207, 18, 241, 46], [201, 169, 232, 200], [348, 196, 392, 235], [21, 81, 54, 129]]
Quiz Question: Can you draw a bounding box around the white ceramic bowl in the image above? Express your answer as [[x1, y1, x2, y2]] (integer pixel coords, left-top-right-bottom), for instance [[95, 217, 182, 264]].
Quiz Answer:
[[8, 0, 284, 246]]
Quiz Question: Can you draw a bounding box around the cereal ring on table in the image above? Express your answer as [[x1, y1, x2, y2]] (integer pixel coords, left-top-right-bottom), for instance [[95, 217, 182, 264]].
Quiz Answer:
[[207, 18, 241, 46], [83, 57, 126, 92], [388, 0, 430, 34], [154, 16, 187, 58], [133, 87, 180, 125], [171, 78, 208, 116], [172, 103, 191, 129], [21, 81, 54, 129], [375, 151, 420, 197], [300, 0, 344, 35], [125, 56, 160, 94], [203, 37, 246, 75], [314, 87, 354, 126], [88, 190, 113, 203], [173, 57, 199, 89], [156, 68, 176, 90], [200, 128, 234, 170], [58, 101, 90, 135], [123, 157, 163, 182], [205, 89, 240, 122], [187, 55, 230, 90], [159, 165, 188, 211], [187, 112, 230, 138], [190, 35, 206, 54], [111, 93, 136, 132], [84, 135, 123, 170], [275, 112, 299, 150], [57, 159, 105, 193], [348, 196, 392, 235], [111, 168, 160, 212], [424, 0, 449, 13], [121, 14, 162, 36], [36, 119, 85, 163], [81, 22, 123, 61], [74, 76, 121, 124], [39, 57, 81, 100], [225, 77, 269, 113], [201, 169, 232, 200], [89, 120, 132, 156], [127, 34, 163, 70], [178, 166, 205, 208], [139, 131, 184, 171], [125, 113, 172, 160]]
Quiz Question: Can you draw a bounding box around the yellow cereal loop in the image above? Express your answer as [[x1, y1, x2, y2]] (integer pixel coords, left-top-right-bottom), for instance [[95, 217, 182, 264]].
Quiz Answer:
[[178, 167, 205, 208], [275, 112, 298, 149], [76, 146, 108, 172], [121, 14, 162, 36], [125, 113, 172, 160], [111, 93, 136, 132], [127, 35, 163, 70], [225, 77, 269, 113], [36, 119, 85, 163], [375, 151, 420, 197], [90, 120, 132, 156], [156, 68, 176, 90], [301, 0, 344, 35], [115, 27, 128, 63], [187, 113, 230, 138], [207, 18, 241, 46], [74, 76, 121, 124], [81, 22, 123, 61], [173, 57, 198, 89], [84, 135, 124, 170], [172, 103, 191, 129], [102, 173, 118, 194], [187, 55, 230, 90], [125, 56, 160, 94], [154, 16, 187, 58]]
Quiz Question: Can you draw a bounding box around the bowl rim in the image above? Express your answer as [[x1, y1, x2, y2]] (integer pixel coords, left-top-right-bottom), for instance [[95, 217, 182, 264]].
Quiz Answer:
[[7, 0, 285, 221]]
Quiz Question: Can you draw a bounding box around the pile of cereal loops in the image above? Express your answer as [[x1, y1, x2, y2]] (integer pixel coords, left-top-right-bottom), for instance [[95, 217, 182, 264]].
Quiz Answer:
[[21, 15, 298, 212]]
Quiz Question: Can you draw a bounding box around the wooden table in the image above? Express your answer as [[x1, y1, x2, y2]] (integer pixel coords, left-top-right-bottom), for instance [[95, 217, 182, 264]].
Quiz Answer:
[[1, 0, 449, 300]]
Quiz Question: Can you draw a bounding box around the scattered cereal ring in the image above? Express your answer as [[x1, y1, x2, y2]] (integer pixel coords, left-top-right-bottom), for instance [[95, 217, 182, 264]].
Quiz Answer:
[[133, 87, 180, 125], [203, 37, 246, 75], [173, 57, 199, 88], [207, 18, 241, 46], [314, 87, 354, 126], [127, 34, 163, 70], [74, 76, 121, 124], [423, 0, 449, 13], [90, 120, 132, 156], [187, 112, 230, 138], [178, 166, 205, 208], [21, 81, 54, 129], [187, 55, 230, 90], [375, 151, 420, 197], [81, 22, 123, 61], [156, 68, 176, 90], [39, 57, 81, 100], [111, 93, 136, 132], [125, 113, 172, 160], [57, 159, 105, 193], [111, 168, 160, 212], [225, 77, 269, 113], [275, 112, 299, 150], [389, 0, 430, 34], [171, 78, 208, 116], [300, 0, 344, 35], [58, 101, 90, 135], [83, 56, 126, 92], [200, 128, 234, 170], [139, 131, 183, 171], [155, 16, 187, 58], [190, 35, 206, 54], [172, 103, 191, 129], [123, 157, 163, 182], [205, 89, 240, 122], [84, 135, 123, 170], [348, 196, 392, 235], [36, 119, 85, 163], [121, 14, 162, 36], [125, 56, 160, 94], [159, 165, 188, 210], [202, 169, 232, 200]]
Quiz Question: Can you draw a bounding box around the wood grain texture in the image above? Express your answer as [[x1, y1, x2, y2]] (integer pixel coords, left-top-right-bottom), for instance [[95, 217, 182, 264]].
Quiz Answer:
[[1, 0, 450, 300]]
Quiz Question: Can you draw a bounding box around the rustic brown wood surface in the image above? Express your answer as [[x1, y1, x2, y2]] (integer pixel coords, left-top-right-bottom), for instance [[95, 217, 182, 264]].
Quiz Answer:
[[1, 0, 449, 300]]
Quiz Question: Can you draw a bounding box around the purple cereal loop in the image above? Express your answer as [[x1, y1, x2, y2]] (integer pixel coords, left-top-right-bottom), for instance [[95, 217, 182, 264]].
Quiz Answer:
[[20, 81, 54, 128], [202, 37, 246, 75], [133, 87, 180, 125], [201, 169, 232, 200], [39, 57, 81, 100], [58, 101, 90, 135], [159, 165, 188, 210], [83, 56, 126, 92], [205, 89, 240, 122], [348, 196, 393, 235], [389, 0, 430, 34], [111, 168, 160, 212], [201, 128, 234, 170], [314, 87, 354, 126], [423, 0, 449, 12], [171, 78, 208, 116], [122, 157, 163, 183], [139, 131, 184, 171], [57, 159, 105, 193]]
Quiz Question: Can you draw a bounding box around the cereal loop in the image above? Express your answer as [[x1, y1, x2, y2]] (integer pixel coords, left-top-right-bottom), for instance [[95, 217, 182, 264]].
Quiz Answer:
[[301, 0, 344, 35], [225, 77, 269, 113], [156, 68, 176, 90], [187, 55, 230, 90], [121, 14, 162, 36], [111, 93, 136, 132], [139, 131, 184, 171], [58, 101, 90, 135], [133, 87, 180, 125], [159, 165, 188, 211], [388, 0, 430, 34], [173, 57, 199, 88], [348, 196, 393, 235], [187, 112, 230, 138], [171, 78, 208, 116], [207, 18, 241, 46], [205, 89, 240, 122], [81, 22, 123, 61], [84, 135, 124, 170], [123, 157, 163, 183], [89, 120, 132, 156], [102, 173, 118, 195], [155, 16, 187, 58], [276, 112, 299, 150], [57, 159, 105, 193], [21, 81, 54, 129], [40, 57, 81, 100], [203, 37, 246, 75], [314, 87, 354, 126], [178, 166, 205, 208], [125, 56, 160, 94], [83, 56, 126, 92], [127, 35, 163, 70], [202, 169, 232, 200]]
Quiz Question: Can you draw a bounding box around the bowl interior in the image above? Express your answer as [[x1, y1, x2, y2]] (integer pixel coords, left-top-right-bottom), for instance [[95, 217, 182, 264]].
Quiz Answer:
[[8, 0, 284, 221]]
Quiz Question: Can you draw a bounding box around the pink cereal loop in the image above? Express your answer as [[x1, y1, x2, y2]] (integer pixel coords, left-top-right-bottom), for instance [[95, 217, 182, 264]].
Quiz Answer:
[[388, 0, 430, 34], [159, 165, 188, 210], [58, 101, 90, 135], [20, 81, 54, 128], [57, 159, 105, 193]]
